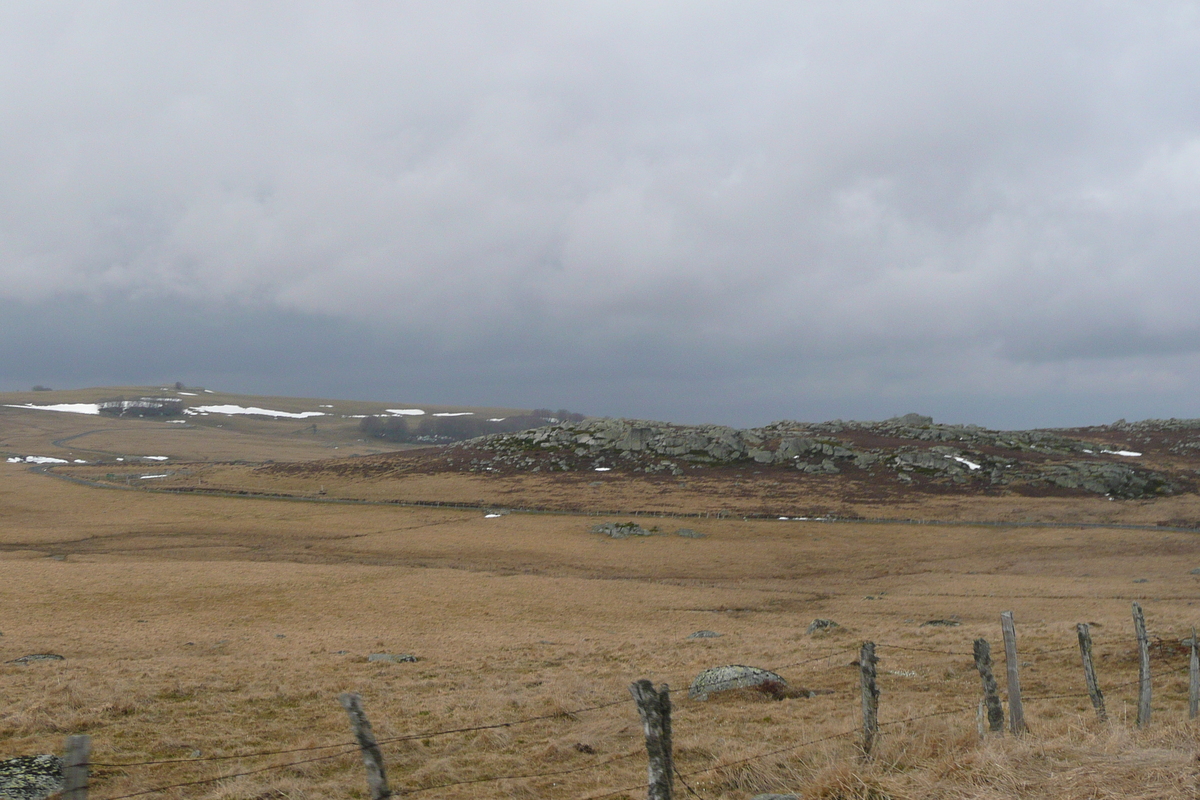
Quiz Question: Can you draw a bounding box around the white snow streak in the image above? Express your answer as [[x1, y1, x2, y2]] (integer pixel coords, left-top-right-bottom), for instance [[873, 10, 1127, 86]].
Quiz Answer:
[[184, 405, 326, 419], [4, 403, 101, 415]]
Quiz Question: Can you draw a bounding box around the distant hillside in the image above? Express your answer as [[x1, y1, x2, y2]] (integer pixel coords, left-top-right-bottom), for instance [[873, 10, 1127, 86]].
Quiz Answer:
[[265, 412, 1200, 502], [0, 385, 578, 442]]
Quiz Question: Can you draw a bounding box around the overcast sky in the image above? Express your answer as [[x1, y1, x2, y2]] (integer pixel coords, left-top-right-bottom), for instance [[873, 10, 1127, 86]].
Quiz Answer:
[[3, 2, 1200, 428]]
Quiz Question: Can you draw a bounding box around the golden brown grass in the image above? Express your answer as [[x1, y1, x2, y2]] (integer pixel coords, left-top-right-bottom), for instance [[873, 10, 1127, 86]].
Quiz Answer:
[[5, 441, 1200, 797]]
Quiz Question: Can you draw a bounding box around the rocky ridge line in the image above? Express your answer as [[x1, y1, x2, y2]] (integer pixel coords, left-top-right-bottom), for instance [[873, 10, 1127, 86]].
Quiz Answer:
[[456, 413, 1181, 499]]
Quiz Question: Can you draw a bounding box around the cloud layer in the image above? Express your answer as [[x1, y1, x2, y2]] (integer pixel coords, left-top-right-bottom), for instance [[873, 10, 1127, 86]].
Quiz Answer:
[[3, 2, 1200, 427]]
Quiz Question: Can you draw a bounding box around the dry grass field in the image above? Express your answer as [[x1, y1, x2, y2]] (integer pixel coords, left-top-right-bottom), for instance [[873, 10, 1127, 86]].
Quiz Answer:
[[4, 397, 1200, 798]]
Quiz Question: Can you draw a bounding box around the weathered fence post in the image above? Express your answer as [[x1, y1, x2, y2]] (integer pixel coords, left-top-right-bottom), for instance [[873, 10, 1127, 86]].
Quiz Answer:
[[1190, 626, 1199, 721], [1000, 611, 1026, 734], [63, 734, 91, 800], [859, 641, 879, 757], [339, 693, 391, 800], [972, 638, 1004, 733], [629, 680, 673, 800], [1132, 602, 1151, 728], [1076, 623, 1106, 722]]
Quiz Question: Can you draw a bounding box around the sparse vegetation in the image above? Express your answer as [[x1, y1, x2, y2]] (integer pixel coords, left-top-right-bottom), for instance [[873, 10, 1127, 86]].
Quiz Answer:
[[5, 390, 1200, 798]]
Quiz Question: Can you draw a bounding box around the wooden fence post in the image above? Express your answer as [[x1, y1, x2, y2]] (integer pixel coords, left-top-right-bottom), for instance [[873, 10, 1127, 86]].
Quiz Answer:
[[1076, 623, 1106, 722], [972, 638, 1004, 733], [1132, 602, 1151, 728], [339, 693, 392, 800], [629, 680, 673, 800], [63, 734, 90, 800], [859, 641, 879, 757], [1000, 611, 1026, 735], [1190, 626, 1199, 721]]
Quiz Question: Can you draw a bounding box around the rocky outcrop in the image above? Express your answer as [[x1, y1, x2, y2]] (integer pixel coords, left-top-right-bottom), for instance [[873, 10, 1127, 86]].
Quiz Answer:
[[454, 414, 1179, 499]]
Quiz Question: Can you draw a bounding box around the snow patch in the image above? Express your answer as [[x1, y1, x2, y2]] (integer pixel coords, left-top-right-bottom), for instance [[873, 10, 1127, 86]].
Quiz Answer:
[[177, 391, 198, 396], [319, 404, 333, 408], [386, 408, 425, 416], [6, 457, 20, 463], [73, 459, 87, 463], [142, 456, 169, 461], [488, 418, 506, 422], [4, 403, 101, 415], [433, 412, 473, 417], [204, 389, 215, 393], [594, 467, 611, 472], [167, 420, 187, 424], [1103, 449, 1142, 457], [484, 513, 503, 518], [139, 474, 168, 480], [950, 456, 981, 470], [184, 404, 325, 419], [19, 456, 69, 464]]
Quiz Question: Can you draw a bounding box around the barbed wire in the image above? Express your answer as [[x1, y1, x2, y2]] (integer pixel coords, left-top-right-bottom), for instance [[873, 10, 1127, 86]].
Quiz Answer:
[[393, 751, 640, 796], [674, 765, 708, 800], [875, 642, 973, 657], [74, 625, 1200, 799], [90, 698, 628, 769], [98, 747, 358, 800]]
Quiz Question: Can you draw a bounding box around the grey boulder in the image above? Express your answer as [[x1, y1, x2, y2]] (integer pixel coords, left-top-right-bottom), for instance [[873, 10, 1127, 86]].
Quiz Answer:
[[0, 755, 64, 800], [688, 665, 788, 701]]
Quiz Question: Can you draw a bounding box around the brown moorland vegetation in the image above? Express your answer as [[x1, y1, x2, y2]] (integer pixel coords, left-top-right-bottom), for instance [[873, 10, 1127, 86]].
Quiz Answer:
[[3, 395, 1200, 798]]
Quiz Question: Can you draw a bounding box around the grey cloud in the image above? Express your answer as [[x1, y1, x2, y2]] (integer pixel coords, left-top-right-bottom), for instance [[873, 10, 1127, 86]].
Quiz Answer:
[[2, 3, 1200, 427]]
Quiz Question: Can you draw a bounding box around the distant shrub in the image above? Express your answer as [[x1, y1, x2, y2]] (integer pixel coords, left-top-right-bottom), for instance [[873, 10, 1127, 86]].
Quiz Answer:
[[31, 385, 52, 391]]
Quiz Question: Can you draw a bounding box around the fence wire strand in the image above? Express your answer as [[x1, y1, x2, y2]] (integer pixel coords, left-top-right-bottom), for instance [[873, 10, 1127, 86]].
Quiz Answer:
[[393, 751, 640, 796], [77, 621, 1200, 799], [98, 748, 359, 800], [89, 698, 627, 769]]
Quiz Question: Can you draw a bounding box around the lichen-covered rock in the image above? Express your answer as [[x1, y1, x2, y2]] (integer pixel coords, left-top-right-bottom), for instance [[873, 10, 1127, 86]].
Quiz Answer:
[[688, 665, 788, 701], [686, 630, 723, 639], [367, 653, 417, 663], [590, 522, 654, 538], [0, 755, 64, 800], [807, 618, 839, 634]]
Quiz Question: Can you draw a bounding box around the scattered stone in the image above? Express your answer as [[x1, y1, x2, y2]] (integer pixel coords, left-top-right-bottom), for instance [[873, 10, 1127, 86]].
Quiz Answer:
[[590, 522, 654, 538], [920, 619, 961, 627], [573, 743, 596, 754], [275, 634, 286, 638], [687, 630, 723, 639], [332, 650, 350, 655], [0, 754, 64, 800], [1133, 578, 1149, 584], [1190, 568, 1200, 575], [675, 528, 705, 538], [688, 665, 788, 700], [806, 619, 839, 634], [4, 654, 64, 665], [368, 653, 417, 663]]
